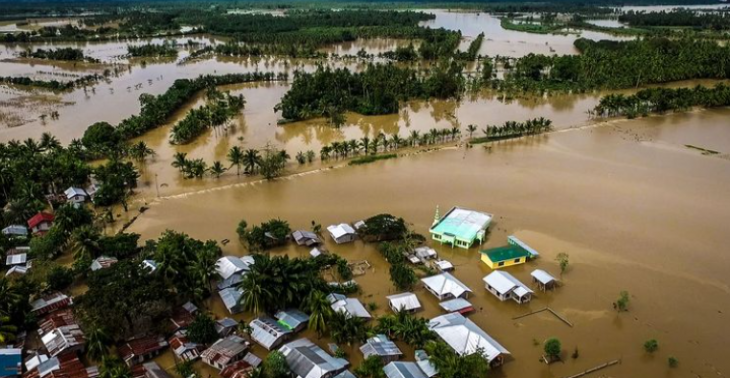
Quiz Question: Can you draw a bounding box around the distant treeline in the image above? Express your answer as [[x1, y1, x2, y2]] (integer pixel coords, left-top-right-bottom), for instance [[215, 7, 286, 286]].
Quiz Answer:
[[0, 74, 102, 91], [275, 62, 464, 122], [593, 84, 730, 118], [619, 10, 730, 30], [491, 37, 730, 92], [18, 47, 99, 63], [127, 42, 179, 57]]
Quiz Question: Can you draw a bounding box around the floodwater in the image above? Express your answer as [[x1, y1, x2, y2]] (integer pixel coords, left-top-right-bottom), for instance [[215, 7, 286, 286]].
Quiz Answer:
[[127, 108, 730, 378], [616, 3, 730, 13], [584, 19, 625, 29]]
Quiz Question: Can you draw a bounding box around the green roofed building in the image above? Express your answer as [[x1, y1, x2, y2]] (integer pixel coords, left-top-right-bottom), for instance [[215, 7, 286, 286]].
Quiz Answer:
[[429, 206, 493, 249], [480, 245, 531, 269]]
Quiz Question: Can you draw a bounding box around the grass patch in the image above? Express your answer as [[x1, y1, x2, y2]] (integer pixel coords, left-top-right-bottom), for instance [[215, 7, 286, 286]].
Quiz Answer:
[[349, 153, 398, 165]]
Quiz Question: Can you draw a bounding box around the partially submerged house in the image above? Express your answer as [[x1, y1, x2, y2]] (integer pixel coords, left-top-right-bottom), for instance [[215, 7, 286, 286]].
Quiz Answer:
[[480, 245, 530, 270], [249, 317, 292, 350], [220, 360, 254, 378], [30, 293, 72, 316], [421, 273, 472, 301], [530, 269, 557, 291], [0, 348, 22, 378], [201, 335, 249, 371], [169, 302, 198, 332], [292, 231, 321, 247], [429, 207, 492, 249], [433, 260, 453, 272], [64, 187, 88, 205], [483, 271, 533, 304], [219, 287, 245, 314], [274, 309, 310, 332], [216, 318, 239, 338], [169, 334, 204, 362], [90, 256, 118, 271], [279, 338, 349, 378], [414, 350, 437, 378], [428, 313, 509, 367], [327, 294, 372, 320], [216, 256, 251, 280], [414, 247, 436, 261], [386, 293, 421, 313], [27, 213, 54, 235], [137, 362, 171, 378], [360, 335, 402, 364], [23, 353, 98, 378], [118, 336, 168, 367], [37, 309, 85, 357], [2, 225, 28, 238], [383, 362, 427, 378], [438, 298, 474, 315], [327, 224, 357, 244]]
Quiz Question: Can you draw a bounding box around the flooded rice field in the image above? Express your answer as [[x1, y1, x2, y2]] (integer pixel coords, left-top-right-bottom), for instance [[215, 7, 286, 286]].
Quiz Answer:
[[128, 108, 730, 378], [2, 8, 730, 378]]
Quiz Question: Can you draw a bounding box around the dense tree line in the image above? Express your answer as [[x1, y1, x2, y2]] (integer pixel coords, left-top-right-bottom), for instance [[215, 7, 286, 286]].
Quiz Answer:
[[170, 89, 245, 144], [19, 47, 99, 63], [593, 83, 730, 118], [476, 117, 553, 142], [418, 28, 461, 60], [454, 32, 485, 61], [213, 42, 326, 59], [0, 74, 101, 91], [127, 42, 179, 58], [276, 63, 464, 122], [619, 10, 730, 30]]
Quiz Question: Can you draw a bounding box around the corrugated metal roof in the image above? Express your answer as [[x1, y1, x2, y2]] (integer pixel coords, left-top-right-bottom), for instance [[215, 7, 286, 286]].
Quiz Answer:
[[428, 313, 509, 363], [5, 253, 27, 266], [482, 271, 532, 296], [274, 309, 310, 331], [438, 298, 473, 313], [249, 317, 292, 350], [327, 224, 355, 239], [359, 335, 402, 359], [413, 351, 437, 378], [201, 335, 248, 368], [421, 273, 471, 299], [530, 269, 556, 285], [292, 231, 321, 246], [217, 273, 244, 291], [327, 295, 371, 319], [219, 288, 244, 314], [386, 293, 421, 312], [383, 362, 427, 378], [280, 338, 348, 378], [2, 225, 28, 236], [333, 371, 357, 378], [429, 207, 492, 241], [216, 257, 250, 280]]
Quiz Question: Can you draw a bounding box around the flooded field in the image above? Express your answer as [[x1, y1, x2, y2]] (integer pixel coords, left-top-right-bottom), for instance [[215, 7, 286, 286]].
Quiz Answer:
[[128, 108, 730, 378]]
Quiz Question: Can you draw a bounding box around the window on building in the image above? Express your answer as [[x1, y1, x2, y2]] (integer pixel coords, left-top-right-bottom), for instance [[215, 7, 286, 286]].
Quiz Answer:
[[498, 262, 504, 267], [514, 258, 521, 263]]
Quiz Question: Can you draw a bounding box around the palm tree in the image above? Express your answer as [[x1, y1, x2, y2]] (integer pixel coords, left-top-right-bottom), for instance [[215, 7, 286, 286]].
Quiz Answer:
[[209, 161, 227, 178], [320, 146, 331, 161], [303, 290, 332, 338], [238, 270, 272, 315], [359, 137, 370, 154], [0, 312, 17, 344], [191, 248, 218, 296], [409, 130, 420, 146], [129, 141, 154, 163], [305, 150, 316, 163], [348, 140, 359, 155], [243, 149, 260, 174], [466, 124, 477, 138], [71, 225, 101, 261], [39, 132, 61, 151], [172, 152, 188, 172], [227, 146, 244, 175], [86, 326, 111, 361]]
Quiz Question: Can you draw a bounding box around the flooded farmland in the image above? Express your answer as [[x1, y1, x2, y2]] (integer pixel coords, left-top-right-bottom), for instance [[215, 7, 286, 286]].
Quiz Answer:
[[2, 7, 730, 378]]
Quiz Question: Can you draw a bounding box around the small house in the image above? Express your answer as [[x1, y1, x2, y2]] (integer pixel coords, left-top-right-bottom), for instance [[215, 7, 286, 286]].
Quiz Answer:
[[216, 256, 251, 280], [310, 248, 324, 258], [360, 335, 402, 364], [249, 317, 292, 350], [429, 207, 492, 249], [217, 273, 244, 291], [0, 348, 22, 378], [5, 253, 27, 267], [90, 256, 118, 271], [327, 224, 357, 244], [480, 245, 530, 269], [201, 335, 249, 370], [169, 334, 203, 362], [64, 187, 88, 204], [327, 294, 372, 319], [219, 288, 245, 314], [386, 293, 421, 313], [23, 353, 98, 378], [421, 273, 472, 301], [429, 313, 509, 367], [531, 269, 557, 291], [37, 309, 85, 357], [292, 231, 321, 247], [27, 212, 54, 235], [279, 338, 349, 378], [1, 225, 28, 238], [30, 292, 72, 316], [216, 318, 239, 338], [483, 271, 533, 304], [433, 260, 453, 272], [274, 309, 310, 332], [5, 266, 28, 278], [438, 298, 474, 315], [220, 360, 254, 378], [383, 362, 427, 378], [140, 362, 171, 378], [169, 302, 198, 331], [414, 247, 436, 260], [414, 351, 437, 378], [118, 336, 168, 367]]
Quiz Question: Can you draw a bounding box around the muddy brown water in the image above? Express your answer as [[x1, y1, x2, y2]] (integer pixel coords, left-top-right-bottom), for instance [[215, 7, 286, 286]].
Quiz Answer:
[[124, 108, 730, 378]]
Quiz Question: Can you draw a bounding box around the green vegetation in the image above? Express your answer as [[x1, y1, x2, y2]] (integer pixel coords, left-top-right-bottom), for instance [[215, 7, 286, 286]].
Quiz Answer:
[[473, 118, 553, 143], [500, 18, 564, 34], [187, 312, 219, 344], [619, 10, 730, 30], [616, 290, 630, 312], [544, 337, 562, 361], [349, 154, 398, 165], [276, 63, 464, 122], [0, 74, 102, 91], [593, 84, 730, 119], [127, 41, 179, 57], [357, 214, 408, 242], [377, 310, 434, 348], [170, 89, 245, 144], [424, 341, 490, 378], [19, 47, 99, 63], [668, 356, 679, 368], [556, 252, 569, 275], [379, 242, 418, 291], [644, 339, 659, 353], [237, 218, 291, 252], [454, 32, 484, 61], [355, 356, 386, 378]]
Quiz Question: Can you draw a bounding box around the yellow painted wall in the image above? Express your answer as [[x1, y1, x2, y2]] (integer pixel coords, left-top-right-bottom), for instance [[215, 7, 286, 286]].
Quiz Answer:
[[481, 254, 527, 269]]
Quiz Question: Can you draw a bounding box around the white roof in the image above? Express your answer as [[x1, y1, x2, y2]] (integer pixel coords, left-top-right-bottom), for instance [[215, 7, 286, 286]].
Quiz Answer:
[[414, 247, 437, 259], [25, 353, 49, 371], [327, 224, 356, 239], [386, 292, 422, 312], [310, 248, 323, 258], [216, 256, 251, 280], [383, 362, 427, 378], [530, 269, 556, 285], [280, 338, 348, 378], [327, 294, 372, 319], [483, 271, 533, 296], [434, 260, 453, 271], [5, 253, 27, 266], [64, 187, 87, 198], [2, 225, 28, 236], [429, 313, 509, 363], [5, 265, 28, 277], [421, 273, 471, 298]]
